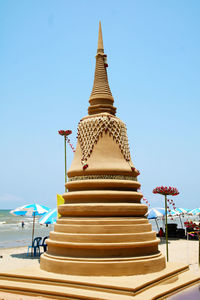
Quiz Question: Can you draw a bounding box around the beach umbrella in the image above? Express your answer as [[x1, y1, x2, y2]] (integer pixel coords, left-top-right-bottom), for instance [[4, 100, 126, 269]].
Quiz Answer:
[[10, 204, 50, 216], [175, 208, 190, 227], [189, 208, 200, 216], [39, 208, 57, 225], [175, 208, 189, 214], [146, 208, 165, 230], [147, 208, 165, 219], [168, 210, 184, 228], [189, 208, 200, 222], [168, 209, 180, 216], [10, 204, 50, 243]]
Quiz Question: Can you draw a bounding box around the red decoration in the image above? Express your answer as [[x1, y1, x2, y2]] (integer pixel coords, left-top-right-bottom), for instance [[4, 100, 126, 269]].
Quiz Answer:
[[153, 186, 179, 196], [184, 221, 200, 243], [66, 136, 76, 153], [131, 167, 140, 176], [83, 164, 88, 170], [103, 55, 108, 68], [58, 130, 72, 136], [184, 221, 200, 230], [142, 197, 151, 208]]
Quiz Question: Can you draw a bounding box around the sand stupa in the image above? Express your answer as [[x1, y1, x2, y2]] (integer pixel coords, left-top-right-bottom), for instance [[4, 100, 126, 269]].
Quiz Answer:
[[40, 21, 166, 276], [0, 22, 199, 300]]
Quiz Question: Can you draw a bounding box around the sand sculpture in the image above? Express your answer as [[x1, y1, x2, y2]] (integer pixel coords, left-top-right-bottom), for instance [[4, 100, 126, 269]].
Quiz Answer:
[[40, 21, 166, 276], [0, 22, 199, 300]]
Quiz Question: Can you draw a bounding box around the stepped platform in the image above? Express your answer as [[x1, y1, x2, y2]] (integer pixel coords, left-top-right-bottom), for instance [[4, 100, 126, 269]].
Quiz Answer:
[[0, 263, 199, 299]]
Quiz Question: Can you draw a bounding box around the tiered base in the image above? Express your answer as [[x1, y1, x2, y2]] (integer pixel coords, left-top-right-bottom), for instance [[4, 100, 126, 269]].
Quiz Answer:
[[41, 252, 165, 276], [0, 263, 199, 299], [40, 215, 165, 276]]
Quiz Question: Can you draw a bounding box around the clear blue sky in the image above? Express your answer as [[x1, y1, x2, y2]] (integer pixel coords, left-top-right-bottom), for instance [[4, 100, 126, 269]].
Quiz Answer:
[[0, 0, 200, 209]]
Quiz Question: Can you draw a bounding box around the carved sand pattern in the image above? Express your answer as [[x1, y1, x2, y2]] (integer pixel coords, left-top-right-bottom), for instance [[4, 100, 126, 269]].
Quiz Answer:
[[77, 115, 131, 164], [69, 174, 137, 182]]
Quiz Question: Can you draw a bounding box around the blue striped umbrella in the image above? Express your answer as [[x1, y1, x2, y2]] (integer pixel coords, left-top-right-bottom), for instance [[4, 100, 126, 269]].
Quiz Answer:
[[39, 208, 57, 225], [175, 208, 189, 214], [10, 204, 50, 217], [168, 210, 184, 228], [147, 208, 165, 219], [10, 204, 50, 243], [146, 208, 165, 231], [168, 210, 180, 216], [189, 208, 200, 216]]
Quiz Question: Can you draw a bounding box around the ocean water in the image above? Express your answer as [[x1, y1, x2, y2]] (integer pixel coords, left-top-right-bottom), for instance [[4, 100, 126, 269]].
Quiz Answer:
[[0, 209, 53, 248]]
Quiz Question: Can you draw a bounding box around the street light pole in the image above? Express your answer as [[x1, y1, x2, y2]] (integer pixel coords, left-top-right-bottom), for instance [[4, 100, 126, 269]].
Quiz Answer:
[[153, 186, 179, 263], [164, 195, 169, 262], [58, 130, 72, 192], [64, 136, 67, 192]]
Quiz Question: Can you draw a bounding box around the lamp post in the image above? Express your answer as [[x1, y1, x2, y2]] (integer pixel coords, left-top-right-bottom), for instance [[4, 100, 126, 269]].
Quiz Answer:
[[153, 186, 179, 262], [58, 130, 72, 192], [164, 194, 168, 261]]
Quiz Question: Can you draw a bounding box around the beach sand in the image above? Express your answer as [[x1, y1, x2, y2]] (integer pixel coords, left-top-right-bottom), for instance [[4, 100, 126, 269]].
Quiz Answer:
[[0, 292, 50, 300], [0, 239, 199, 299], [0, 247, 53, 300], [159, 238, 200, 274]]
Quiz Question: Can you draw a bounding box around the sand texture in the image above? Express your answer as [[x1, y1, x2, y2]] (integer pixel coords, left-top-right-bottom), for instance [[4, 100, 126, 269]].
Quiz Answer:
[[0, 239, 199, 299]]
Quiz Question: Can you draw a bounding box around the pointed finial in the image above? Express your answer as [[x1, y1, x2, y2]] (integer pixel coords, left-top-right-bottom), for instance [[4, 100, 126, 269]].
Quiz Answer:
[[97, 21, 104, 53], [88, 21, 116, 115]]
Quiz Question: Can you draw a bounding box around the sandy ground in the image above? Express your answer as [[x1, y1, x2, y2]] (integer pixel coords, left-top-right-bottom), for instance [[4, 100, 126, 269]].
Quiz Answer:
[[0, 239, 199, 299], [0, 293, 50, 300], [159, 238, 200, 273], [0, 247, 52, 300]]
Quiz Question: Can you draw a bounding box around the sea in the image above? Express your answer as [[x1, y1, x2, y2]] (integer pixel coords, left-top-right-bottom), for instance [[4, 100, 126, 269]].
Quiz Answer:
[[0, 209, 53, 248], [0, 209, 199, 249]]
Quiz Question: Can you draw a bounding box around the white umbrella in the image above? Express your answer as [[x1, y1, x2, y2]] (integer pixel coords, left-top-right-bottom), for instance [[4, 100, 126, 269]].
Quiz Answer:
[[173, 208, 190, 228], [10, 204, 50, 243], [175, 208, 189, 214], [146, 208, 165, 230], [146, 208, 165, 218], [168, 209, 184, 228], [189, 208, 200, 216]]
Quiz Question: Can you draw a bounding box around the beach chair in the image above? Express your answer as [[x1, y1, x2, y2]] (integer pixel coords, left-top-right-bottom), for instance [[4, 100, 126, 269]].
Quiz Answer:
[[27, 237, 42, 256], [40, 236, 48, 252]]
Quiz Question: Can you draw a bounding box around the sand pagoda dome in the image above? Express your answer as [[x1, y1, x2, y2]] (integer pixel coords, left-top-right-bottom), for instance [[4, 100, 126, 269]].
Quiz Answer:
[[40, 22, 166, 276]]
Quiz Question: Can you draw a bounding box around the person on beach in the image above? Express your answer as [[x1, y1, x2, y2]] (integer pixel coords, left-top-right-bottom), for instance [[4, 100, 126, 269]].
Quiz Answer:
[[159, 227, 164, 238], [21, 221, 25, 228]]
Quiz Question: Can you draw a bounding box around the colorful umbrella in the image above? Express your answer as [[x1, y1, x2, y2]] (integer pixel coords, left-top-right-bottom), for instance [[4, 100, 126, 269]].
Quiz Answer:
[[168, 209, 180, 216], [39, 208, 57, 225], [146, 208, 165, 231], [175, 208, 189, 214], [146, 207, 165, 219], [168, 209, 184, 228], [189, 208, 200, 216], [10, 204, 50, 243], [10, 204, 50, 216]]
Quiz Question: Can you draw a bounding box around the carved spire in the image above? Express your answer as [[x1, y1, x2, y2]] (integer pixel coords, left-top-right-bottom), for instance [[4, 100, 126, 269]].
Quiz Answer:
[[97, 21, 104, 54], [88, 21, 116, 116]]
